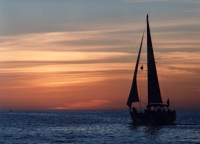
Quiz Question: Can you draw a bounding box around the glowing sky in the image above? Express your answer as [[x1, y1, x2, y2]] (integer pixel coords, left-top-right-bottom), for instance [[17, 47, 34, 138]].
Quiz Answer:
[[0, 0, 200, 111]]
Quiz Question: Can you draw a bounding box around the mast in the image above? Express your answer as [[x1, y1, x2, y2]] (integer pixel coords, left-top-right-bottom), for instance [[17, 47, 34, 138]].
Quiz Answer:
[[127, 33, 144, 108], [147, 15, 163, 104]]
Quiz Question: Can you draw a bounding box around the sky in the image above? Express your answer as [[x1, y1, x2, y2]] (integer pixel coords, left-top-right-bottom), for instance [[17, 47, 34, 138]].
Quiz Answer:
[[0, 0, 199, 111]]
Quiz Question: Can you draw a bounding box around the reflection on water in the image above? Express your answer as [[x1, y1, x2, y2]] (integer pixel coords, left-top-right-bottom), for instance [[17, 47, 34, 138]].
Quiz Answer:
[[145, 126, 162, 138], [129, 124, 163, 140]]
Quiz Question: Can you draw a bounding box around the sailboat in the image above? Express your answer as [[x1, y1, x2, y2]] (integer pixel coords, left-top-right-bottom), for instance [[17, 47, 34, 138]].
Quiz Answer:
[[127, 15, 176, 125]]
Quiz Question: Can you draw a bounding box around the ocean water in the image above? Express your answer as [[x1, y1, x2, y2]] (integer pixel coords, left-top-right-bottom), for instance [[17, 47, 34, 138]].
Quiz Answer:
[[0, 110, 199, 144]]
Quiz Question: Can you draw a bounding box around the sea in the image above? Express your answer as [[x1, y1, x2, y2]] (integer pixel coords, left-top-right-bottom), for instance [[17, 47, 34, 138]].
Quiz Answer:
[[0, 110, 199, 144]]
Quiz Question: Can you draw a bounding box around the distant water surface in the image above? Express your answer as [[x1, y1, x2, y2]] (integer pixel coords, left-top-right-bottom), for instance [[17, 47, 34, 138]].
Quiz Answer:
[[0, 110, 199, 143]]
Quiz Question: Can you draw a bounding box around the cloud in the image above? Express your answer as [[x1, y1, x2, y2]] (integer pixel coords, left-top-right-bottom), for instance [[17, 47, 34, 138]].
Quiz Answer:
[[0, 30, 134, 52], [0, 29, 199, 92], [0, 29, 137, 90]]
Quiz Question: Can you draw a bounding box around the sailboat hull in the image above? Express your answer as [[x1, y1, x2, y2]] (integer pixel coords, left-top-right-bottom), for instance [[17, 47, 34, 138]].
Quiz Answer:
[[130, 109, 176, 125]]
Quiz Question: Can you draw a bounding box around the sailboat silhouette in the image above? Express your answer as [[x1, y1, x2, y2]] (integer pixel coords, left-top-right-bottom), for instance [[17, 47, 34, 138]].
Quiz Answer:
[[127, 15, 176, 125]]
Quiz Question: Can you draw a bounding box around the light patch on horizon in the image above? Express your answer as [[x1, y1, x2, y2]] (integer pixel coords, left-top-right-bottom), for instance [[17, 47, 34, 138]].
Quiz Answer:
[[53, 100, 109, 110]]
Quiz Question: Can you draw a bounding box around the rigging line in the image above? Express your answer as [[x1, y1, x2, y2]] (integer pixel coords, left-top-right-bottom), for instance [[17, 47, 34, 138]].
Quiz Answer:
[[153, 42, 169, 102], [138, 20, 146, 112], [143, 19, 148, 108], [159, 64, 169, 101], [138, 70, 142, 111], [138, 69, 143, 111], [137, 31, 144, 107], [149, 24, 170, 102], [138, 58, 147, 111], [141, 69, 147, 111]]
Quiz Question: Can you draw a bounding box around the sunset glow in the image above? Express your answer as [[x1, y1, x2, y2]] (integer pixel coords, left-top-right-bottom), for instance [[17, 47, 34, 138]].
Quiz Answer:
[[0, 0, 200, 111]]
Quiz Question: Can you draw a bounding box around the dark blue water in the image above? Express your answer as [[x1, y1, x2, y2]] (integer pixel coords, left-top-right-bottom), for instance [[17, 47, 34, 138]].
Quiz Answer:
[[0, 110, 199, 143]]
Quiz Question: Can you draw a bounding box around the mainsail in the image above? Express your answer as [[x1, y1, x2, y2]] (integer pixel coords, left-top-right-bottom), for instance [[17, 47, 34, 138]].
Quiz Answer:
[[127, 33, 144, 108], [147, 15, 163, 104]]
